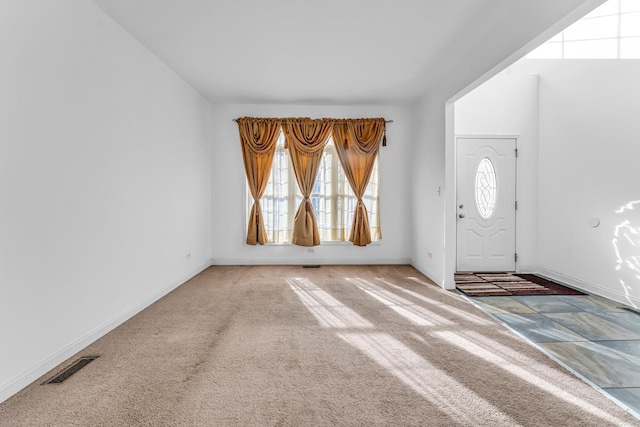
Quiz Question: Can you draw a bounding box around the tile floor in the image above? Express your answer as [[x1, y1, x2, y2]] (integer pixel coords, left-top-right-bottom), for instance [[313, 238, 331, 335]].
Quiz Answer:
[[466, 293, 640, 419]]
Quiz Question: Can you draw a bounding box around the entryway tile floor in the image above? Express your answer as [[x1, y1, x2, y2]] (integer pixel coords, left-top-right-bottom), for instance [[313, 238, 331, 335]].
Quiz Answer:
[[466, 293, 640, 419]]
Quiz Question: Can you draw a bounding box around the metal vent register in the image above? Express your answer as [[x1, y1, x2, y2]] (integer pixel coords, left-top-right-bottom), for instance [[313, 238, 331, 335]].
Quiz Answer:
[[44, 357, 98, 384]]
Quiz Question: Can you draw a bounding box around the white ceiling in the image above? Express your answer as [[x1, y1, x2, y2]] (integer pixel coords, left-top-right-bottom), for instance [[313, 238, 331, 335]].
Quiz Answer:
[[90, 0, 595, 105]]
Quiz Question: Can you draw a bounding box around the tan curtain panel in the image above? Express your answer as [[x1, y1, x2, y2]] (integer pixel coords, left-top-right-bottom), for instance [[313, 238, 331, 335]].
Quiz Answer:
[[237, 117, 281, 245], [282, 118, 333, 246], [332, 118, 385, 246]]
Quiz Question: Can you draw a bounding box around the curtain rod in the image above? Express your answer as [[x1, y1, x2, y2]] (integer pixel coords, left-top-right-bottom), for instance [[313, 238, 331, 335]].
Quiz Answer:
[[232, 118, 393, 123]]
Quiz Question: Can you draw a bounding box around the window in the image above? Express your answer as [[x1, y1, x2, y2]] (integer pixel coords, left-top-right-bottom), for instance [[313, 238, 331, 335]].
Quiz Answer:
[[251, 131, 380, 244], [474, 157, 497, 220], [528, 0, 640, 59]]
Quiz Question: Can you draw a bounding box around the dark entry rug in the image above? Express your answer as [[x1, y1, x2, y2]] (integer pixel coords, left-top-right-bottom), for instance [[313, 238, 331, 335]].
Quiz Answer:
[[455, 272, 586, 297]]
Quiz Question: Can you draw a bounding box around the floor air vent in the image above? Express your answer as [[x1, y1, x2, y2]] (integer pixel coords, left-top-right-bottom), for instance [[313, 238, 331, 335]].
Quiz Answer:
[[302, 265, 321, 268], [620, 306, 640, 317], [44, 356, 98, 384]]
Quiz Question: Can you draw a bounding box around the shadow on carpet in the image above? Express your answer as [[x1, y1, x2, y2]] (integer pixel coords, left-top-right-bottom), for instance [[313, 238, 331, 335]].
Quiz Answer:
[[455, 272, 586, 297]]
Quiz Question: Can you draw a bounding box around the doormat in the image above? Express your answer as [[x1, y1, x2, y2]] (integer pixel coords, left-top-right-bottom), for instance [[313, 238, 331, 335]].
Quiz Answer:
[[455, 272, 586, 297]]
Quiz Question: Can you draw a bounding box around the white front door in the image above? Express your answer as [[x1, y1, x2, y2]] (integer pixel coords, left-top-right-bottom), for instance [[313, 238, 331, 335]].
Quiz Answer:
[[456, 137, 516, 272]]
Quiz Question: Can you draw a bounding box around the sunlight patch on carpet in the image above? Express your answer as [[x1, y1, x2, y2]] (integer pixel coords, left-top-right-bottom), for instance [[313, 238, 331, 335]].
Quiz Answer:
[[287, 277, 373, 329], [346, 278, 454, 327], [338, 332, 520, 426], [375, 278, 493, 326]]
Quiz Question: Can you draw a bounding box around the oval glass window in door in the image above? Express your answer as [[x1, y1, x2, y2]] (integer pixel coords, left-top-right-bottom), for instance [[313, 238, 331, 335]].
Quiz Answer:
[[475, 157, 498, 219]]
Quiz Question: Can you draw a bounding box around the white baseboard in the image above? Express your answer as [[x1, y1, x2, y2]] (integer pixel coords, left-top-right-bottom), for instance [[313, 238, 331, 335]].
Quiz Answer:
[[0, 260, 213, 405], [211, 257, 411, 265], [518, 265, 539, 274], [537, 267, 640, 308]]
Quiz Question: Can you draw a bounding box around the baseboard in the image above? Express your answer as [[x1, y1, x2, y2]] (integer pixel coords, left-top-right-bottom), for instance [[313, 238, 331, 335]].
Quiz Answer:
[[0, 260, 212, 405], [518, 265, 539, 274], [537, 267, 640, 308], [211, 257, 411, 265]]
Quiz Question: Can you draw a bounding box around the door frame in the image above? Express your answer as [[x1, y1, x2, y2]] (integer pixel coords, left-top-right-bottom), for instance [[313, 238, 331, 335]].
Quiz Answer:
[[454, 135, 519, 274]]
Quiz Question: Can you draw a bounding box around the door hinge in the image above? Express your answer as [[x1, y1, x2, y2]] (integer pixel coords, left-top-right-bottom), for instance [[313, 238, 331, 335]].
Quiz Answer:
[[515, 253, 519, 262], [515, 201, 518, 210], [515, 148, 519, 157]]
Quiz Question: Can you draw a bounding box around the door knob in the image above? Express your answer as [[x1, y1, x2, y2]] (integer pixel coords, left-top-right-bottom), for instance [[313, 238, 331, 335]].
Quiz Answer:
[[459, 213, 465, 218]]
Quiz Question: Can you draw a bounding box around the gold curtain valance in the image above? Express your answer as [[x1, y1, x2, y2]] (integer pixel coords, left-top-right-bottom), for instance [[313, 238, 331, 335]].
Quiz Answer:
[[281, 118, 333, 154], [234, 117, 390, 147], [333, 118, 385, 155], [236, 117, 282, 157]]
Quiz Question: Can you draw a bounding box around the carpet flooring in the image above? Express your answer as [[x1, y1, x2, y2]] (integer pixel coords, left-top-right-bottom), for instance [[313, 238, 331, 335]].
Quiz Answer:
[[455, 272, 586, 297], [0, 265, 636, 426]]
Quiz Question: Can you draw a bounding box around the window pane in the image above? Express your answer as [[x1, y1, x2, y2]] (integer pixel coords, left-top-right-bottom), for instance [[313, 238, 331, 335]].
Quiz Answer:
[[563, 39, 618, 58], [547, 33, 563, 43], [259, 132, 292, 243], [313, 150, 333, 239], [527, 42, 563, 58], [564, 15, 618, 41], [621, 36, 640, 57], [526, 0, 640, 59], [621, 11, 640, 36], [621, 0, 640, 13], [364, 158, 381, 240], [584, 0, 619, 18]]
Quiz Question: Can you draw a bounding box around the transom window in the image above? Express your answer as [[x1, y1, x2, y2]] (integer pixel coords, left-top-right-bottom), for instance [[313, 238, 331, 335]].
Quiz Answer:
[[528, 0, 640, 59], [251, 131, 380, 244]]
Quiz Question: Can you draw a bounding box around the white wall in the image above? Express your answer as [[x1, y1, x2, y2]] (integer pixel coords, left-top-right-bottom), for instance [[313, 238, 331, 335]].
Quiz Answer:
[[409, 94, 448, 283], [409, 0, 597, 289], [454, 74, 540, 272], [508, 59, 640, 307], [0, 0, 213, 402], [210, 103, 411, 265]]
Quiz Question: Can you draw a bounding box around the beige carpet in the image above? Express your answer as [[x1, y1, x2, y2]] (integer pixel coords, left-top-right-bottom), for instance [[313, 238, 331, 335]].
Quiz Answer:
[[1, 265, 637, 426]]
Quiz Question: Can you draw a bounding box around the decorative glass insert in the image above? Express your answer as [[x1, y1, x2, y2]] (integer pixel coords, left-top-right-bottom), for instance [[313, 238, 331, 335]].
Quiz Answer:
[[475, 157, 498, 220]]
